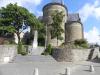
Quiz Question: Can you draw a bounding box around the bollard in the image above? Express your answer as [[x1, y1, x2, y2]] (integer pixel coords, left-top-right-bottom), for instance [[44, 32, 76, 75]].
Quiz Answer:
[[34, 68, 39, 75], [65, 67, 70, 75], [90, 65, 94, 72]]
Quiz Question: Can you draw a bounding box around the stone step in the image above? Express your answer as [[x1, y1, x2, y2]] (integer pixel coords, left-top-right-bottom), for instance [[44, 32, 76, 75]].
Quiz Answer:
[[12, 55, 57, 63], [28, 47, 45, 55]]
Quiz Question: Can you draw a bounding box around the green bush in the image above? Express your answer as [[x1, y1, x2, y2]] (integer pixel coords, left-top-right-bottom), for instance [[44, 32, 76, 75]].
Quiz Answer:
[[41, 52, 49, 55], [17, 41, 22, 54], [74, 39, 87, 45], [46, 44, 52, 54], [41, 44, 53, 55], [81, 44, 89, 48], [3, 40, 10, 44], [17, 42, 28, 55], [3, 40, 16, 45], [20, 50, 27, 56], [9, 40, 16, 44], [74, 39, 89, 48]]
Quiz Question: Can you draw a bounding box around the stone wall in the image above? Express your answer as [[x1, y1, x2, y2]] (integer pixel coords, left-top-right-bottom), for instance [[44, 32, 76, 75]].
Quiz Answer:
[[72, 47, 100, 61], [52, 47, 73, 62], [72, 49, 90, 61], [0, 45, 44, 63], [0, 45, 17, 63], [52, 47, 100, 62]]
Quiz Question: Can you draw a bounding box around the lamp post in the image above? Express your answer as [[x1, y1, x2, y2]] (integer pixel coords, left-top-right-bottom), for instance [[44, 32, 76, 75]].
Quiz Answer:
[[45, 24, 47, 49], [44, 16, 53, 49]]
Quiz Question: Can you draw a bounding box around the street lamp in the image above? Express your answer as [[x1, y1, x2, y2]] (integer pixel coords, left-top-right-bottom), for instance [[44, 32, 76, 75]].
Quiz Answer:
[[44, 16, 53, 49]]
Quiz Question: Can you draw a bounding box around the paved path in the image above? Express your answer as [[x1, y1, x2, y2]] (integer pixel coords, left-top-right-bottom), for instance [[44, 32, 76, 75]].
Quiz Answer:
[[0, 55, 100, 75], [71, 61, 100, 75], [0, 55, 78, 75], [0, 62, 79, 75]]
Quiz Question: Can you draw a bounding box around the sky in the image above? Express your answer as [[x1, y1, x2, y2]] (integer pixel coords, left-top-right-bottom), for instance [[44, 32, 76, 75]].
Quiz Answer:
[[0, 0, 100, 44]]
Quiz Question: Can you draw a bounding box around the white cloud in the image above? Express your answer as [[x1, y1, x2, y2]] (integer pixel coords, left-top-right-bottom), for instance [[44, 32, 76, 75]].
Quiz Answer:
[[84, 27, 100, 45], [78, 0, 100, 22], [0, 0, 42, 13], [0, 0, 42, 7], [36, 11, 43, 17]]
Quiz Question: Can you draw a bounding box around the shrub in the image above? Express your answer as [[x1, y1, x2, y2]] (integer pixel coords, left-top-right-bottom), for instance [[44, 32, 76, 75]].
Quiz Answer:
[[17, 42, 28, 55], [17, 41, 22, 54], [41, 44, 53, 55], [9, 40, 16, 44], [74, 39, 89, 48], [20, 50, 27, 56], [81, 44, 89, 48], [74, 39, 87, 45], [46, 44, 52, 54], [3, 40, 10, 44], [41, 52, 49, 55]]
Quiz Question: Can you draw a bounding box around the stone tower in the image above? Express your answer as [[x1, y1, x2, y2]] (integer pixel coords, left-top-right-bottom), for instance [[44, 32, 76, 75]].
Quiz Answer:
[[65, 14, 84, 43], [43, 1, 67, 46]]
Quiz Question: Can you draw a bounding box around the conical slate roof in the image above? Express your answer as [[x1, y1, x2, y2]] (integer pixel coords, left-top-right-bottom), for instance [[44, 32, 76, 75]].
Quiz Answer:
[[67, 13, 80, 22]]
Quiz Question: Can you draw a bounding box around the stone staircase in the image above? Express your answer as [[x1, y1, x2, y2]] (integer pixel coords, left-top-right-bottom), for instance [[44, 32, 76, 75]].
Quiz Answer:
[[12, 55, 57, 63], [28, 47, 45, 55]]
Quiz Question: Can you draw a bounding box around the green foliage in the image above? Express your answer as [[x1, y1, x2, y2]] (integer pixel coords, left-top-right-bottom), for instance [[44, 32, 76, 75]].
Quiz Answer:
[[20, 45, 28, 56], [17, 42, 28, 55], [17, 41, 23, 54], [38, 37, 45, 46], [20, 51, 27, 56], [41, 52, 49, 55], [3, 40, 10, 44], [46, 44, 52, 54], [0, 26, 15, 33], [81, 44, 89, 48], [38, 24, 45, 46], [74, 39, 89, 48], [41, 44, 53, 55], [0, 3, 42, 44], [3, 40, 16, 45], [74, 39, 87, 45], [51, 10, 64, 46]]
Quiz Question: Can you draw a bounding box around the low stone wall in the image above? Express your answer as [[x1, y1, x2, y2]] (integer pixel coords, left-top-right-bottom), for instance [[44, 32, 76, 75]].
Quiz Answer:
[[0, 45, 44, 63], [72, 49, 90, 61], [72, 47, 100, 61], [52, 47, 100, 62], [0, 45, 17, 63], [52, 47, 73, 62]]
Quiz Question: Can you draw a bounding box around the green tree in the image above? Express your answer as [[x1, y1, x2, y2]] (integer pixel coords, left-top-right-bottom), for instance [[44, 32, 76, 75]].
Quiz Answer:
[[0, 3, 42, 54], [51, 10, 64, 46], [0, 3, 41, 44], [0, 4, 41, 42], [38, 24, 45, 46]]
